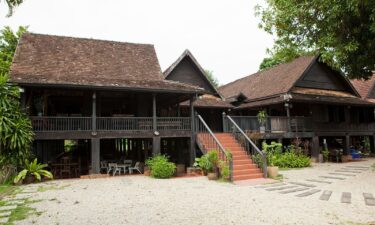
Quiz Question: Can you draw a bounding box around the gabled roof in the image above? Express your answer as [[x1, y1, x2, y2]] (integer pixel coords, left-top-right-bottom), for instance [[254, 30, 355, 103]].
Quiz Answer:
[[219, 56, 360, 102], [10, 33, 203, 93], [351, 74, 375, 100], [163, 49, 220, 96]]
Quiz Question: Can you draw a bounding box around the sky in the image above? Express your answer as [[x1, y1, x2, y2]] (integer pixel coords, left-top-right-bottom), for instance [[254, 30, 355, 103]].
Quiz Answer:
[[0, 0, 274, 85]]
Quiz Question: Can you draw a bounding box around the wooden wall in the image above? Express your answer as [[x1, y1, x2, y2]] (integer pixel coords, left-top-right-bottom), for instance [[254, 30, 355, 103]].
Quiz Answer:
[[166, 57, 216, 94]]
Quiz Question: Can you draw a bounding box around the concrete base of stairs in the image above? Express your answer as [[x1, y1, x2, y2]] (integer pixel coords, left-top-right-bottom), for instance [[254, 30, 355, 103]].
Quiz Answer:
[[234, 178, 278, 186]]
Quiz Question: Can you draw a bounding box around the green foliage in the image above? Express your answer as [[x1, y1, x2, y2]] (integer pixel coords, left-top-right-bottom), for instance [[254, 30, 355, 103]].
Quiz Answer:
[[204, 70, 219, 88], [145, 155, 176, 179], [255, 0, 375, 79], [257, 110, 267, 125], [218, 160, 230, 180], [14, 159, 53, 184], [2, 0, 23, 17], [259, 142, 310, 168], [322, 146, 330, 162], [273, 151, 311, 168], [0, 26, 32, 168], [0, 26, 27, 74]]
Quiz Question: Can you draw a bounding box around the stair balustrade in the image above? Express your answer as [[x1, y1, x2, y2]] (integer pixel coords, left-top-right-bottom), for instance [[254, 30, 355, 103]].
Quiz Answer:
[[223, 113, 268, 178]]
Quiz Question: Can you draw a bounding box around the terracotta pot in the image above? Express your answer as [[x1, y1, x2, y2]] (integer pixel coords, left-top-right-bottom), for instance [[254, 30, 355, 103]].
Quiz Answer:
[[194, 168, 202, 175], [23, 175, 36, 184], [259, 126, 266, 134], [318, 154, 324, 163], [207, 172, 218, 180], [176, 164, 185, 175], [202, 170, 208, 176], [267, 166, 279, 178], [341, 155, 352, 162], [143, 166, 151, 176]]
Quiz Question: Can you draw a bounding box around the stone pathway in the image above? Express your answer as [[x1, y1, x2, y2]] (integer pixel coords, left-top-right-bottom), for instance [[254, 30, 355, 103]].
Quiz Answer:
[[0, 185, 39, 224], [253, 164, 374, 206]]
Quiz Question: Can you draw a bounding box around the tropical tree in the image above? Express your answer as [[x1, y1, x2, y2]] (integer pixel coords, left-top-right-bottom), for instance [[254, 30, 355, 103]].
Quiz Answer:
[[255, 0, 375, 79], [204, 69, 219, 88], [2, 0, 24, 17], [0, 26, 32, 168]]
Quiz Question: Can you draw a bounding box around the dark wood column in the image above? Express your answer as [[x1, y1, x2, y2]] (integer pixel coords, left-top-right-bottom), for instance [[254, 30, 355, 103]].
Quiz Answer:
[[152, 93, 160, 155], [90, 91, 100, 174], [91, 138, 100, 174], [344, 135, 350, 155], [311, 136, 319, 161], [189, 95, 196, 166], [371, 135, 375, 154], [92, 92, 97, 131]]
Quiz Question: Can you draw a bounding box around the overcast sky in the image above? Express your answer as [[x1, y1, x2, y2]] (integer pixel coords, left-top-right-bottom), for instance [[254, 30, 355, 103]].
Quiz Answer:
[[0, 0, 274, 85]]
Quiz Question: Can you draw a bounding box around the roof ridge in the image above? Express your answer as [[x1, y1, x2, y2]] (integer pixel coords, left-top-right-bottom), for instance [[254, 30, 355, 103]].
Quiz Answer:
[[23, 32, 154, 47]]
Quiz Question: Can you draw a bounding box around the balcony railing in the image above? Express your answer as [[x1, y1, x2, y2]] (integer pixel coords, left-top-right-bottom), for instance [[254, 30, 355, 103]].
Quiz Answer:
[[226, 116, 313, 133], [31, 116, 191, 132]]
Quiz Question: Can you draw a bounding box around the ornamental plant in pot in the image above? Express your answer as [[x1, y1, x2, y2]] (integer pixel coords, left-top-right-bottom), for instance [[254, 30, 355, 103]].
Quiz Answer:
[[262, 141, 281, 178], [14, 159, 53, 184], [257, 110, 267, 133], [206, 151, 219, 180]]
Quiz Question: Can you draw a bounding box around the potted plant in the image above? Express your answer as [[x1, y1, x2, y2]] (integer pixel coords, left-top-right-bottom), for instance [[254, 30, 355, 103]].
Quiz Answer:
[[198, 155, 210, 176], [206, 151, 219, 180], [257, 110, 267, 133], [262, 141, 281, 178], [14, 159, 53, 184], [322, 146, 329, 163]]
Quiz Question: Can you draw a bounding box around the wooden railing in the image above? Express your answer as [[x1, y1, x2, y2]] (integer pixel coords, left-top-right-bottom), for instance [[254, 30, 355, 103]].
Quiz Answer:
[[157, 117, 191, 130], [313, 122, 375, 132], [227, 116, 313, 133], [31, 117, 92, 132], [97, 117, 153, 131], [30, 116, 192, 132]]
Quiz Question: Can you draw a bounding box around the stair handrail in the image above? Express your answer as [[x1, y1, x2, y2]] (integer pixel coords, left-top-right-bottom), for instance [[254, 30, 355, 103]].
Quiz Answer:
[[224, 114, 268, 178], [195, 114, 233, 181]]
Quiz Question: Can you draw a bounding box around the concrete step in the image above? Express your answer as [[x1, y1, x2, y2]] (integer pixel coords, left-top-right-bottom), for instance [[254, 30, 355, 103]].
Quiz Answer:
[[233, 164, 258, 170], [233, 168, 261, 176], [233, 173, 263, 181]]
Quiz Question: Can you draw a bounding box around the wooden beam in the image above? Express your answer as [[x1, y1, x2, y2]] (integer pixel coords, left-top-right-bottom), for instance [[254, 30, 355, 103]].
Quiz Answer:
[[152, 136, 161, 156], [92, 92, 97, 132], [311, 136, 319, 161]]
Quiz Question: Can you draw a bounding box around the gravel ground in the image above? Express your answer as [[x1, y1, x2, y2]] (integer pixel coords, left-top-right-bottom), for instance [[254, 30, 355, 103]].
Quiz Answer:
[[13, 159, 375, 225]]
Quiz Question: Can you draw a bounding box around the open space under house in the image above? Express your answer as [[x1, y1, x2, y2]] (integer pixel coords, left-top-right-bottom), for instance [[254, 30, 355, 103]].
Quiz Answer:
[[9, 33, 375, 182]]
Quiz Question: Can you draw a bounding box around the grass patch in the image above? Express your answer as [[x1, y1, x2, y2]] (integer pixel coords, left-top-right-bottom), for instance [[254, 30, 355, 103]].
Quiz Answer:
[[5, 199, 42, 225], [0, 185, 18, 200], [37, 184, 69, 192], [279, 167, 306, 171]]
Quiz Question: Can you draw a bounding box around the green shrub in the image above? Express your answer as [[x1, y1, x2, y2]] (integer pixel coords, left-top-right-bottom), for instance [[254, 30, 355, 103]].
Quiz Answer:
[[218, 160, 230, 180], [197, 155, 212, 173], [145, 155, 176, 179], [14, 159, 53, 184], [273, 152, 310, 168]]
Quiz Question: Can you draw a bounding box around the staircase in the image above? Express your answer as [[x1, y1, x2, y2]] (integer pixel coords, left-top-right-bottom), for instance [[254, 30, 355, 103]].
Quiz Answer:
[[197, 133, 264, 181]]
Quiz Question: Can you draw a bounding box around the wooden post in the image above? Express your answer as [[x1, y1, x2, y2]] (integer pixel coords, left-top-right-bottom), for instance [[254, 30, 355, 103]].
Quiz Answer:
[[285, 104, 291, 132], [344, 135, 350, 155], [152, 93, 160, 155], [371, 135, 375, 154], [189, 95, 196, 166], [177, 103, 180, 117], [90, 138, 100, 174], [92, 92, 97, 132], [152, 93, 157, 131], [152, 136, 161, 156], [311, 136, 319, 161]]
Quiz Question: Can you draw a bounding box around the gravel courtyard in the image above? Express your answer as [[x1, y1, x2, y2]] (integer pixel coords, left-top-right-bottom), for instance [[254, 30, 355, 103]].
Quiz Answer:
[[6, 159, 375, 225]]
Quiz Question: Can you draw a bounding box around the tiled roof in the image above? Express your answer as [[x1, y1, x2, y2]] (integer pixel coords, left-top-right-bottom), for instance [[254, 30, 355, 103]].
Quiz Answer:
[[180, 94, 233, 108], [219, 56, 316, 100], [10, 33, 203, 93], [350, 74, 375, 99]]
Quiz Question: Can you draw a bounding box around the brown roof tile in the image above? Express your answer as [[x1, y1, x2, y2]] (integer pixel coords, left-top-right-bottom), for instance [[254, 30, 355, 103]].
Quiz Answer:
[[350, 74, 375, 99], [10, 33, 203, 93], [219, 56, 316, 100]]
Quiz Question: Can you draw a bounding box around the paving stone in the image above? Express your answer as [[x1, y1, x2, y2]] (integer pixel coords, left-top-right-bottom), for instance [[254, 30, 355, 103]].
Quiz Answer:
[[266, 185, 298, 191], [0, 205, 17, 211], [255, 183, 286, 188], [335, 170, 360, 173], [289, 182, 316, 188], [363, 193, 375, 206], [0, 217, 9, 224], [319, 190, 332, 201], [305, 179, 332, 184], [345, 166, 369, 169], [279, 187, 309, 194], [341, 192, 351, 204], [328, 172, 356, 177], [0, 211, 11, 217], [6, 200, 25, 205], [296, 189, 321, 197], [319, 176, 346, 180]]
